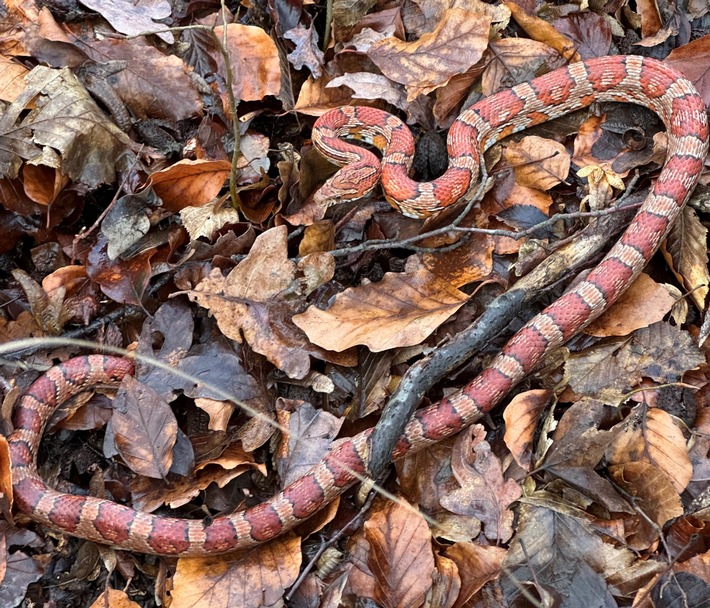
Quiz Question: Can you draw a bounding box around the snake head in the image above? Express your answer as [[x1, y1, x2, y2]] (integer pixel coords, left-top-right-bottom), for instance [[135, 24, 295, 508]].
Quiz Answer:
[[313, 162, 382, 209]]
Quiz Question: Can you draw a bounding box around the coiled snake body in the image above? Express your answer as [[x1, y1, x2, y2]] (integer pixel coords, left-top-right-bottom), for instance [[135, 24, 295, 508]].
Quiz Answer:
[[8, 56, 709, 555]]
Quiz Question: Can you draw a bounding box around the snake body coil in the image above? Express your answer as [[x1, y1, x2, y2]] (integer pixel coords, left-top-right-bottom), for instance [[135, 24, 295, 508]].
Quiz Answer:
[[8, 56, 709, 555]]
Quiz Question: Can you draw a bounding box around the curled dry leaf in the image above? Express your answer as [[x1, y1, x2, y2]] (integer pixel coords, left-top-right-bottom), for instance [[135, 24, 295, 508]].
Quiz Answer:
[[606, 407, 692, 494], [503, 389, 551, 470], [150, 159, 232, 213], [170, 535, 301, 608], [294, 269, 467, 352], [368, 8, 491, 100], [661, 206, 710, 314], [503, 1, 580, 62]]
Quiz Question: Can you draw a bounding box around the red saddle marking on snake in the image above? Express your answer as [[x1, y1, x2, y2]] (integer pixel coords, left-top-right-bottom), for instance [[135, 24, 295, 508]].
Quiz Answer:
[[8, 56, 708, 556]]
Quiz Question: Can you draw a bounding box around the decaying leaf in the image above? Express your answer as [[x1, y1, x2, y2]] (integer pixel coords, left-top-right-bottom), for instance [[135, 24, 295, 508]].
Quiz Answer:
[[0, 66, 132, 187], [439, 425, 522, 542], [188, 226, 341, 378]]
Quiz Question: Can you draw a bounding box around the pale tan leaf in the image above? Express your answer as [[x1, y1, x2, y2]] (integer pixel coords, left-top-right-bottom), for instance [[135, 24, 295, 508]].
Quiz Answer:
[[585, 273, 676, 337], [180, 199, 240, 241], [293, 269, 467, 352]]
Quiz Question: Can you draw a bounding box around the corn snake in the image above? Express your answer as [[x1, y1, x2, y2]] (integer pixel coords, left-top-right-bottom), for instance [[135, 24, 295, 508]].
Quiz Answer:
[[8, 55, 708, 555]]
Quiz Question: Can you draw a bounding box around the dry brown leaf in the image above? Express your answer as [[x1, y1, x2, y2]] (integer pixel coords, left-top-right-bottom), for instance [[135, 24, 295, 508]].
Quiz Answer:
[[112, 375, 178, 480], [566, 322, 703, 404], [667, 36, 710, 106], [409, 232, 494, 288], [503, 389, 551, 470], [188, 226, 344, 379], [284, 23, 324, 78], [298, 220, 334, 256], [150, 159, 232, 213], [0, 435, 13, 522], [439, 425, 521, 542], [131, 443, 264, 512], [22, 164, 68, 205], [481, 38, 563, 96], [661, 206, 709, 315], [327, 72, 407, 109], [213, 24, 281, 102], [504, 136, 570, 190], [368, 8, 491, 100], [170, 535, 301, 608], [352, 500, 435, 608], [79, 0, 172, 43], [76, 37, 202, 122], [194, 398, 234, 432], [276, 401, 343, 486], [585, 273, 676, 337], [293, 269, 467, 352], [606, 407, 692, 494], [294, 74, 356, 115], [0, 55, 30, 103]]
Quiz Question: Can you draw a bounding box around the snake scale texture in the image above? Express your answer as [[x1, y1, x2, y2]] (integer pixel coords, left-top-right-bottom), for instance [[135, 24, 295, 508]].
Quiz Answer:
[[8, 56, 709, 555]]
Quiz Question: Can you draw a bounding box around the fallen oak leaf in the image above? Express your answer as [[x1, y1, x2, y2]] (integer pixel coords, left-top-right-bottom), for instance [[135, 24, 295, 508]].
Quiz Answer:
[[187, 226, 349, 379], [439, 425, 522, 542]]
